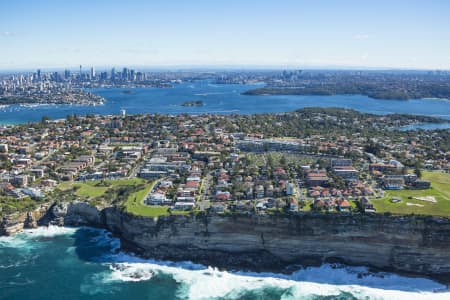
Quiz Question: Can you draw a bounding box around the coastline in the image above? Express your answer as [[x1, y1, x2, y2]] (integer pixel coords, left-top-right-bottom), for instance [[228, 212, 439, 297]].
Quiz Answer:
[[2, 201, 450, 285], [4, 224, 448, 299], [242, 87, 450, 101]]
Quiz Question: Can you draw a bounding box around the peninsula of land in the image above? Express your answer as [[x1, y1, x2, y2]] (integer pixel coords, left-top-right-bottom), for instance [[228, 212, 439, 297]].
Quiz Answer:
[[0, 108, 449, 283]]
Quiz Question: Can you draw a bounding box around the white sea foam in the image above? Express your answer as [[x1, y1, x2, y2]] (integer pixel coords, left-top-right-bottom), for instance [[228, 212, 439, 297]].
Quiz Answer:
[[107, 263, 155, 282], [93, 244, 449, 300], [0, 226, 76, 251], [98, 259, 449, 300], [80, 272, 123, 295], [0, 235, 31, 249], [5, 226, 448, 300], [85, 229, 449, 300], [20, 225, 77, 238]]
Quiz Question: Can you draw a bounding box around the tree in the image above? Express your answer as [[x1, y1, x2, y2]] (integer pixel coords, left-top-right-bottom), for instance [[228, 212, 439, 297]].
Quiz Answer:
[[414, 168, 422, 178], [280, 156, 287, 168]]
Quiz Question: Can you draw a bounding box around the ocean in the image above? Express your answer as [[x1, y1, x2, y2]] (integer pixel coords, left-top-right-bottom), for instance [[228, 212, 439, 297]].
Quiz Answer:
[[0, 81, 449, 127], [0, 226, 448, 300]]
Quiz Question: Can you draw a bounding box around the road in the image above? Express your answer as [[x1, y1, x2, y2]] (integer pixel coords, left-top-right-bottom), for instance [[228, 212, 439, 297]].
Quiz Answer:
[[199, 172, 213, 211]]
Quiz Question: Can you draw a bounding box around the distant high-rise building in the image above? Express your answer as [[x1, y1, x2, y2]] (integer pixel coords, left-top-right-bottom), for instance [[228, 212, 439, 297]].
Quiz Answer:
[[122, 68, 128, 80], [90, 66, 95, 79], [64, 69, 71, 79], [120, 109, 126, 117], [52, 72, 60, 82], [111, 68, 116, 81], [79, 65, 82, 79], [100, 71, 108, 80], [37, 69, 41, 81]]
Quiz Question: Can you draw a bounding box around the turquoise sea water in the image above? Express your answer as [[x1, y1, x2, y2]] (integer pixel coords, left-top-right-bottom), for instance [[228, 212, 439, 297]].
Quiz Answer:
[[0, 226, 448, 300], [0, 81, 449, 126]]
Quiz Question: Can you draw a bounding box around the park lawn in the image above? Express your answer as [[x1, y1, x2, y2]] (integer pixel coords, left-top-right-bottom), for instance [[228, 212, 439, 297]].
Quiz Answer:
[[73, 183, 109, 198], [126, 204, 171, 217], [123, 180, 171, 217], [124, 180, 192, 217], [372, 171, 450, 217], [60, 178, 146, 198], [171, 210, 192, 216], [423, 171, 450, 197]]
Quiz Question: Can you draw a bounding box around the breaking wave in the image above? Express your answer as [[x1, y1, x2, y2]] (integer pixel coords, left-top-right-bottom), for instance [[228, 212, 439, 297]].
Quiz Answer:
[[78, 227, 450, 300], [3, 226, 449, 299], [0, 225, 74, 249]]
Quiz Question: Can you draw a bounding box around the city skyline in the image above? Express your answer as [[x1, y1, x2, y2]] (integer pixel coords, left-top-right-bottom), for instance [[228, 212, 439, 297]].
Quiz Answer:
[[1, 0, 450, 70]]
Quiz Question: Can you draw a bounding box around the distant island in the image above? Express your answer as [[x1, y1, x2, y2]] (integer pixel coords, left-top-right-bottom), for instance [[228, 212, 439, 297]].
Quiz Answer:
[[181, 100, 204, 107], [121, 90, 135, 95]]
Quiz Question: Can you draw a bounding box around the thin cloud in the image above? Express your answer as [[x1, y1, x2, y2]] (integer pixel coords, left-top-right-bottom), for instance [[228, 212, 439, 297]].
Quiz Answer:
[[121, 49, 159, 55], [1, 31, 15, 37], [353, 34, 369, 40], [61, 48, 81, 53]]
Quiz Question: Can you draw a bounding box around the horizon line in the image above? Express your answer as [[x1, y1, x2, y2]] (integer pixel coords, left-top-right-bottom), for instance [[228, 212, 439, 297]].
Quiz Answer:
[[1, 63, 449, 73]]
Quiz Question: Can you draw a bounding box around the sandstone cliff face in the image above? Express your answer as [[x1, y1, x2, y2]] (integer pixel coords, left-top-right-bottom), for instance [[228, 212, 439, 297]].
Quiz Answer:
[[51, 201, 102, 227], [97, 210, 450, 282], [0, 204, 50, 236], [2, 201, 450, 282]]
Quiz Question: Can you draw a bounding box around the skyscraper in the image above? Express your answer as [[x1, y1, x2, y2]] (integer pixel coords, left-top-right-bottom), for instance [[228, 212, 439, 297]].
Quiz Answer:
[[122, 67, 128, 80], [90, 66, 95, 79]]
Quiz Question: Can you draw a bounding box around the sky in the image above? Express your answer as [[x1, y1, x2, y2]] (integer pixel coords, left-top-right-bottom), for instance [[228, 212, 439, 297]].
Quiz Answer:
[[1, 0, 450, 70]]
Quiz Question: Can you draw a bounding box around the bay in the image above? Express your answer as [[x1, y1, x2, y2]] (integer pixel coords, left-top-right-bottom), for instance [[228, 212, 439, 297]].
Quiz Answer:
[[0, 81, 449, 125]]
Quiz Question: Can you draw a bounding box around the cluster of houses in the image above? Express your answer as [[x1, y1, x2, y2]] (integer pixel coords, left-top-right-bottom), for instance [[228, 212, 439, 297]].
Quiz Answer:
[[59, 155, 95, 180], [331, 159, 358, 182], [68, 144, 147, 182], [369, 163, 431, 190], [145, 180, 172, 206], [139, 141, 190, 179], [0, 110, 445, 216], [145, 163, 203, 211], [236, 138, 307, 153], [309, 181, 376, 213]]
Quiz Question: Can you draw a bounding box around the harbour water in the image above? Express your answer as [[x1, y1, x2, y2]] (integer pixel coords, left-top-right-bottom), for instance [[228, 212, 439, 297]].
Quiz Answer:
[[0, 81, 449, 126], [0, 226, 448, 300]]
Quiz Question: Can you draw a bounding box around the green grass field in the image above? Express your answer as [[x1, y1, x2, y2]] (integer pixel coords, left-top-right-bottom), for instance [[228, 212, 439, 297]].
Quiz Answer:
[[57, 178, 190, 217], [372, 171, 450, 217], [123, 180, 176, 217], [57, 178, 145, 198], [123, 180, 193, 217]]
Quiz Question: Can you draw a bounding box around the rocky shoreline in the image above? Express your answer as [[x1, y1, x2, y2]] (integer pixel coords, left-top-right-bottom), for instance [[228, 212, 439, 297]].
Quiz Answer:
[[1, 201, 450, 285]]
